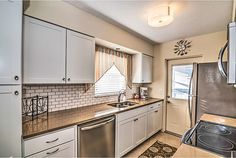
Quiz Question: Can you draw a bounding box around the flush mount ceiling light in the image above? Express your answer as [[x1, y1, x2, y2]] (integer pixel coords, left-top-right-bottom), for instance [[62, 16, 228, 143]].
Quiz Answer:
[[148, 6, 174, 27]]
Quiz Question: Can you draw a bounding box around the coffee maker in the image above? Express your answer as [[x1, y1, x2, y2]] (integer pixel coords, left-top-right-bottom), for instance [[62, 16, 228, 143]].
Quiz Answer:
[[140, 87, 149, 99]]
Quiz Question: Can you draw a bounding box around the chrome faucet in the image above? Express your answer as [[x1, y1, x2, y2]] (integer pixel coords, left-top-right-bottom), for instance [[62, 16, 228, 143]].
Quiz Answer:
[[118, 90, 126, 103]]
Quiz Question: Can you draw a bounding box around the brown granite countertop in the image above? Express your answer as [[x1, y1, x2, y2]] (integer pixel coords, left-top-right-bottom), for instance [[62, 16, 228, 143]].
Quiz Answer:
[[22, 98, 163, 139], [173, 114, 236, 158]]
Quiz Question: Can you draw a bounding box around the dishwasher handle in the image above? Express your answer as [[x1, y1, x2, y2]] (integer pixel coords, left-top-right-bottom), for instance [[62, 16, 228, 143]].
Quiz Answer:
[[81, 117, 115, 131]]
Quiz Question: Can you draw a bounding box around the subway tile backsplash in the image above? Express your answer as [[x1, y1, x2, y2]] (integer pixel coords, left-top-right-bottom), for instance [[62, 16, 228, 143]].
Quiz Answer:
[[23, 84, 139, 112]]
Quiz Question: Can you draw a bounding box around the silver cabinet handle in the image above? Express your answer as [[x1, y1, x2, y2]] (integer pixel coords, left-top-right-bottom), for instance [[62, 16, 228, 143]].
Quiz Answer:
[[81, 118, 114, 131], [14, 91, 19, 95], [218, 41, 228, 78], [46, 138, 59, 143], [46, 148, 59, 155]]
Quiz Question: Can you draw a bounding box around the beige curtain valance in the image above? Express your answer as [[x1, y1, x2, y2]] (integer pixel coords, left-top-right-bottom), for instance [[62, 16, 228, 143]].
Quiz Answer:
[[95, 45, 132, 88]]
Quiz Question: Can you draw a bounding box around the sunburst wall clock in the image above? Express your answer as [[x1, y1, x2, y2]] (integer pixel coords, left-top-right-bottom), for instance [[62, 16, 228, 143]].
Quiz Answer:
[[174, 39, 192, 56]]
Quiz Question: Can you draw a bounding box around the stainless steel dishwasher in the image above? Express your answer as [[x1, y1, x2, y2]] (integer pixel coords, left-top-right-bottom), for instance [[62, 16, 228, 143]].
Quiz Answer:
[[78, 116, 115, 157]]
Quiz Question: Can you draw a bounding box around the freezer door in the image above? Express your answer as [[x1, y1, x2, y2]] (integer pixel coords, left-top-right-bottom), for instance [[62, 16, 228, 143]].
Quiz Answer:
[[196, 62, 236, 121]]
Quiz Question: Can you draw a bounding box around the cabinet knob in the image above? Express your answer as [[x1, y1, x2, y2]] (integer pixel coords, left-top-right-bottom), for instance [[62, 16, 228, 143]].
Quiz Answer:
[[155, 110, 158, 113], [62, 78, 66, 81], [14, 91, 19, 95], [14, 76, 19, 81], [134, 118, 138, 122], [67, 78, 71, 81]]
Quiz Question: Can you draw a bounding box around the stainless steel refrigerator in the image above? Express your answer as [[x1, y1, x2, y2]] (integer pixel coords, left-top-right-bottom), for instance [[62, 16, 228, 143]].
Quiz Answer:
[[189, 62, 236, 126]]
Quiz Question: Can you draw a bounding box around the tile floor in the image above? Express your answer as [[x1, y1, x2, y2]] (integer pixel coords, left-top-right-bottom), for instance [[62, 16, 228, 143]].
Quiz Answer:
[[124, 132, 181, 157]]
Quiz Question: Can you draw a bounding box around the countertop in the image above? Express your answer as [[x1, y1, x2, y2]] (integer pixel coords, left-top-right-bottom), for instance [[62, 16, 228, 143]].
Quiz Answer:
[[173, 114, 236, 157], [22, 98, 163, 139]]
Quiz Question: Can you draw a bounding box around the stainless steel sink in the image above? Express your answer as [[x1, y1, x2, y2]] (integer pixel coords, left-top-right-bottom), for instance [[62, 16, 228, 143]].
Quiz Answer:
[[107, 101, 137, 108]]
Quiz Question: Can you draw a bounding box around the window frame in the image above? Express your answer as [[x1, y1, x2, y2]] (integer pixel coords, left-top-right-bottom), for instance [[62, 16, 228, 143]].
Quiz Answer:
[[171, 63, 193, 100]]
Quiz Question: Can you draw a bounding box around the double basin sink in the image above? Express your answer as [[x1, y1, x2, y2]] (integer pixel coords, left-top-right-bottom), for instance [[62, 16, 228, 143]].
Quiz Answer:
[[107, 101, 137, 108]]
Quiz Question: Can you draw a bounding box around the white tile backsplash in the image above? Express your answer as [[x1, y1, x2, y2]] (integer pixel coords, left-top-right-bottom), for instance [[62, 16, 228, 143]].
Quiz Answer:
[[23, 84, 139, 112]]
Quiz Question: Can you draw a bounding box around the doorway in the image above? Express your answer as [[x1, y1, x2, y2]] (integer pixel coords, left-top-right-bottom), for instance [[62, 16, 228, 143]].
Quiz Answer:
[[166, 57, 201, 135]]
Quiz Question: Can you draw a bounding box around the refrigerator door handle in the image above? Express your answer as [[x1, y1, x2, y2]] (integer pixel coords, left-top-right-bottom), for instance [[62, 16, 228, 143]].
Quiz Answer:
[[218, 41, 228, 78], [188, 65, 194, 128]]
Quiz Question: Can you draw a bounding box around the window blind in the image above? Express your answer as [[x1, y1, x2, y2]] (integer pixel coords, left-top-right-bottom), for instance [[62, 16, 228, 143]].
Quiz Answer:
[[95, 65, 126, 96]]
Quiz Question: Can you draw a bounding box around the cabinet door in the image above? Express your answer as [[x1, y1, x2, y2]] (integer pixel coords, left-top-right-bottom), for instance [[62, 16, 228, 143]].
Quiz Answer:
[[155, 107, 163, 131], [117, 119, 133, 157], [0, 1, 22, 84], [142, 54, 152, 83], [0, 85, 22, 157], [66, 30, 95, 83], [27, 141, 75, 158], [133, 113, 147, 145], [132, 54, 152, 83], [147, 110, 156, 137], [23, 16, 66, 84]]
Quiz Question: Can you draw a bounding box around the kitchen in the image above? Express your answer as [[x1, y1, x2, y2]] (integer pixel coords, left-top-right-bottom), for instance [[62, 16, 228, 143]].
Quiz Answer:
[[1, 0, 236, 158]]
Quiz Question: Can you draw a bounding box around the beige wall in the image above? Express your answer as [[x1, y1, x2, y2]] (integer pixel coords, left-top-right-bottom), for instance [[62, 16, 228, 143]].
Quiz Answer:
[[150, 31, 227, 99], [24, 0, 154, 56]]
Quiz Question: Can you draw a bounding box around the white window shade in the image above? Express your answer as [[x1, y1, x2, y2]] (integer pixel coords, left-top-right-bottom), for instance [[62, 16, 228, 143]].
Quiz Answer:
[[95, 65, 126, 96]]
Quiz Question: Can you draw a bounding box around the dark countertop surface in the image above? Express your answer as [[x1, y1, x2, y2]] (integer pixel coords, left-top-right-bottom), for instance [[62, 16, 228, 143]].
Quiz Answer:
[[22, 98, 163, 139]]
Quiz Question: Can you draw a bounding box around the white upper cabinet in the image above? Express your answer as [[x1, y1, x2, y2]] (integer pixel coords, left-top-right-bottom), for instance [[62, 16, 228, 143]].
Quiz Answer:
[[132, 53, 152, 83], [66, 30, 95, 83], [23, 16, 66, 84], [23, 16, 95, 84], [0, 1, 22, 84]]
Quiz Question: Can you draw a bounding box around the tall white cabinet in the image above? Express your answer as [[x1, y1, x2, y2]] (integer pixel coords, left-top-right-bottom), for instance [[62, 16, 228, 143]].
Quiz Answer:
[[23, 16, 95, 84], [0, 0, 22, 84], [0, 86, 22, 156], [0, 0, 22, 157], [132, 53, 152, 83]]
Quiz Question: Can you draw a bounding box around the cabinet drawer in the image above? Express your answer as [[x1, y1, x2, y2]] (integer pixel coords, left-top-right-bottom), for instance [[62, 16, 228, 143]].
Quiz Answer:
[[148, 102, 162, 112], [24, 127, 74, 156], [26, 140, 75, 158], [117, 106, 147, 122]]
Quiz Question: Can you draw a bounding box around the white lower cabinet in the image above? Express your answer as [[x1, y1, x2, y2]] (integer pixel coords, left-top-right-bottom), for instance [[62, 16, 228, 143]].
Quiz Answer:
[[27, 141, 74, 158], [147, 106, 163, 137], [116, 102, 162, 157], [24, 126, 76, 158], [133, 113, 147, 145], [117, 118, 134, 156]]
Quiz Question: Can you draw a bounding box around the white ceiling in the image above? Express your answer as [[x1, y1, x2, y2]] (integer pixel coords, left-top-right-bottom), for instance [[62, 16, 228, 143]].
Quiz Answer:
[[68, 0, 233, 44]]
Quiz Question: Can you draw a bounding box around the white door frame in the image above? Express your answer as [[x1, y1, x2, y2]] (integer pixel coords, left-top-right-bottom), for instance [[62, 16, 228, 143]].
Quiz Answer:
[[162, 55, 202, 134]]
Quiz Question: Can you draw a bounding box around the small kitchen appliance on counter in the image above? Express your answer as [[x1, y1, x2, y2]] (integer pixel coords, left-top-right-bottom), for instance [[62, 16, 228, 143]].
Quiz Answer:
[[140, 87, 149, 99], [182, 121, 236, 157]]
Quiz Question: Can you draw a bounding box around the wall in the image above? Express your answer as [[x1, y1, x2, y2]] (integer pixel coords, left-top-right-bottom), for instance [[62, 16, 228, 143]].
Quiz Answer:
[[23, 84, 139, 112], [150, 31, 227, 99], [24, 0, 154, 56]]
